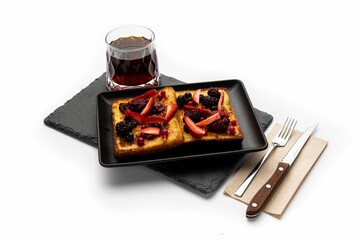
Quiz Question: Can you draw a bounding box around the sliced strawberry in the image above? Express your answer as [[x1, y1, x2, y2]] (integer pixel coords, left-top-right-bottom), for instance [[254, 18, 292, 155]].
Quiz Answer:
[[165, 103, 178, 121], [192, 89, 201, 104], [195, 112, 221, 127], [184, 115, 206, 138], [142, 116, 167, 125], [130, 89, 158, 103], [217, 90, 224, 112], [139, 127, 160, 135], [140, 97, 154, 116], [124, 109, 144, 124], [183, 104, 211, 115]]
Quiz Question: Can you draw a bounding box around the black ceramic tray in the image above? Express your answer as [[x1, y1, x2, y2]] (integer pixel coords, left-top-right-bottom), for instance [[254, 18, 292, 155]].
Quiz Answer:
[[97, 79, 268, 167]]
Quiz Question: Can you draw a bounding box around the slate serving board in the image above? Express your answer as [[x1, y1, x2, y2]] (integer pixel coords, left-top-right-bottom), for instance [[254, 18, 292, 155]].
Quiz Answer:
[[44, 73, 273, 194]]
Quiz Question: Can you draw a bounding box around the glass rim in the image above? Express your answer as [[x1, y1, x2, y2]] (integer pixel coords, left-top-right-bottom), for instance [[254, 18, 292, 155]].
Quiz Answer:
[[105, 25, 155, 52]]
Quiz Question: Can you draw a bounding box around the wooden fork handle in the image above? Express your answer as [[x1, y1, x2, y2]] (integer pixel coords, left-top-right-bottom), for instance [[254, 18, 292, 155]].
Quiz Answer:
[[246, 162, 290, 219]]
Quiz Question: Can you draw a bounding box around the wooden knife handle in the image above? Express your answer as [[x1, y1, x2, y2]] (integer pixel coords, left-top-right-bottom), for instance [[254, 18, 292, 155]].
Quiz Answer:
[[246, 162, 290, 219]]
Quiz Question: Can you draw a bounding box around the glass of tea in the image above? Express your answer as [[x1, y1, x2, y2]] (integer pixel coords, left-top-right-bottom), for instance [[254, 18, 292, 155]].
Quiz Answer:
[[105, 25, 160, 91]]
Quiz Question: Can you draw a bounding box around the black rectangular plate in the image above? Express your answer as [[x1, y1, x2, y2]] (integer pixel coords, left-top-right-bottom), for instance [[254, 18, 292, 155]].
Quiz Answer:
[[97, 79, 268, 167]]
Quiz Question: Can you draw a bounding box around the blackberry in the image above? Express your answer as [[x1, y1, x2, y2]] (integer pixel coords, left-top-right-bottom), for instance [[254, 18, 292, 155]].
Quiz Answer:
[[176, 94, 187, 107], [210, 105, 218, 111], [185, 109, 202, 123], [184, 92, 192, 100], [124, 116, 138, 128], [115, 121, 133, 136], [207, 88, 221, 99], [199, 94, 205, 103], [119, 103, 129, 113], [208, 117, 230, 133], [124, 132, 134, 142], [202, 96, 218, 109], [151, 102, 165, 114], [129, 99, 148, 113]]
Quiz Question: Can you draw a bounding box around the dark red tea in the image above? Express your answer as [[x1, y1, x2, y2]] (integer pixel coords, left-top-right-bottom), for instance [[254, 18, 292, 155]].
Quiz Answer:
[[106, 36, 159, 87]]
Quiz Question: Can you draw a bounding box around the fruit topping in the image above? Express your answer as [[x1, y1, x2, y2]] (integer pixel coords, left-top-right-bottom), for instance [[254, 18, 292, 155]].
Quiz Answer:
[[208, 87, 221, 99], [124, 117, 138, 128], [184, 92, 192, 100], [176, 94, 187, 107], [119, 103, 130, 113], [157, 90, 167, 100], [217, 90, 224, 112], [195, 112, 221, 127], [124, 132, 134, 142], [139, 127, 161, 135], [137, 137, 145, 146], [161, 129, 169, 139], [129, 99, 148, 113], [199, 94, 205, 103], [185, 109, 202, 123], [150, 102, 165, 114], [192, 89, 201, 104], [115, 121, 133, 137], [187, 100, 196, 106], [184, 115, 206, 138], [130, 89, 158, 103], [231, 120, 237, 126], [124, 109, 144, 124], [165, 103, 178, 121], [182, 104, 211, 115], [140, 97, 154, 116], [218, 111, 229, 118], [208, 117, 230, 133], [142, 116, 167, 125], [229, 126, 236, 134], [202, 96, 218, 110]]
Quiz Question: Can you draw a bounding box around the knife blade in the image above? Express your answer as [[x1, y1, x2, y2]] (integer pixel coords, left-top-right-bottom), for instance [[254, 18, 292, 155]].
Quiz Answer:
[[245, 123, 319, 219]]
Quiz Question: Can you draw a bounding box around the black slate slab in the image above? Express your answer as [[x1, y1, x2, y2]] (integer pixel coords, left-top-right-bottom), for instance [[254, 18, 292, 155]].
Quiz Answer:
[[44, 73, 273, 194]]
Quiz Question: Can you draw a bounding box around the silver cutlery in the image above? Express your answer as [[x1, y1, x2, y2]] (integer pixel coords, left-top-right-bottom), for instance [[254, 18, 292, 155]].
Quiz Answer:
[[234, 117, 297, 197], [246, 123, 319, 218]]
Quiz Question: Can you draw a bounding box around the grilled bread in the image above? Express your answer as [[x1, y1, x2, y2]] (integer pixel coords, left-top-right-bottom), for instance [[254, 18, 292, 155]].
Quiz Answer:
[[112, 87, 184, 158], [176, 88, 243, 143], [111, 86, 243, 158]]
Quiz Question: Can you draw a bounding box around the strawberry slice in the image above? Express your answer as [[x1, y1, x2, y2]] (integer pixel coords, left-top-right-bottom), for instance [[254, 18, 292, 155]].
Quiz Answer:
[[142, 116, 167, 125], [130, 89, 158, 103], [192, 89, 201, 104], [183, 104, 211, 115], [124, 109, 144, 124], [165, 103, 178, 121], [139, 127, 160, 135], [140, 97, 154, 116], [184, 115, 206, 138], [217, 90, 224, 112], [195, 112, 221, 127]]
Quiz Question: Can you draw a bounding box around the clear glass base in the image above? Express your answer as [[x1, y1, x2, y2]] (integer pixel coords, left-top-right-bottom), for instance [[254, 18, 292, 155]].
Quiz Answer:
[[106, 75, 160, 91]]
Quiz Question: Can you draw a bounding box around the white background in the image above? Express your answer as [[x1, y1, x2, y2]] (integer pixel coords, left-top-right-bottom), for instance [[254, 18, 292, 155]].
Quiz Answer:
[[0, 0, 359, 239]]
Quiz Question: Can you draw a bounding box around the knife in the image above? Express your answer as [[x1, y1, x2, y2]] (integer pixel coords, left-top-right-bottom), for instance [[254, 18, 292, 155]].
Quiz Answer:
[[245, 123, 319, 219]]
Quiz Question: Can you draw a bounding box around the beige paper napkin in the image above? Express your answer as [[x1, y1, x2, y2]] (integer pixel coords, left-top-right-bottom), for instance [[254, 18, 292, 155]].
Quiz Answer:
[[224, 123, 328, 218]]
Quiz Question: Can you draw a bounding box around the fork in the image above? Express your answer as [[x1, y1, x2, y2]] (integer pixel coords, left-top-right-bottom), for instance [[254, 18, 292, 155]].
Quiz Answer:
[[234, 117, 297, 197]]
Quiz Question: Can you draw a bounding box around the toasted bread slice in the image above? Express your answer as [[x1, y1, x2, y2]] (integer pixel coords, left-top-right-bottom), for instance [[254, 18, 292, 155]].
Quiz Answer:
[[176, 88, 243, 143], [112, 87, 184, 158]]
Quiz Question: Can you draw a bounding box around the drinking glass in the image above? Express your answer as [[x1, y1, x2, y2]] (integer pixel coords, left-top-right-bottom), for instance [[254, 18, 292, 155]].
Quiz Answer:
[[105, 25, 160, 91]]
